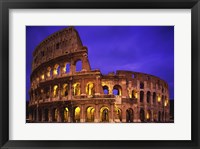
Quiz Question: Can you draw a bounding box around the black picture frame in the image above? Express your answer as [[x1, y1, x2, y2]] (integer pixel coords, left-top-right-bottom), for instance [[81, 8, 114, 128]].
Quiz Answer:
[[0, 0, 199, 148]]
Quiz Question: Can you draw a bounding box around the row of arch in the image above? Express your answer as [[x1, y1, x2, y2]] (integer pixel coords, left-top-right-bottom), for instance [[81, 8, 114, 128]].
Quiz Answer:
[[139, 91, 168, 106], [31, 106, 167, 123], [139, 82, 166, 93], [32, 60, 82, 84], [31, 82, 169, 107]]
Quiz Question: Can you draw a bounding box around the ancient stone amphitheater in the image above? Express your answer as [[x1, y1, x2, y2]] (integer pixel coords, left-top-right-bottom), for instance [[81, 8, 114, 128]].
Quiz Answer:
[[28, 27, 170, 123]]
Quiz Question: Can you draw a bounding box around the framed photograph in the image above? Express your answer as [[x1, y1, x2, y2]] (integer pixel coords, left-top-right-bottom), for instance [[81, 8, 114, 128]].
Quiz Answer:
[[0, 0, 199, 148]]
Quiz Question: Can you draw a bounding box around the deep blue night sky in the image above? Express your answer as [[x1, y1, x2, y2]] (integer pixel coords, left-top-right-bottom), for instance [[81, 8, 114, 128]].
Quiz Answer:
[[26, 26, 174, 101]]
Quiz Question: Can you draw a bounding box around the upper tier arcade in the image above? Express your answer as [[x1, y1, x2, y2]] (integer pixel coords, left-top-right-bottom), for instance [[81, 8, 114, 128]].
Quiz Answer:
[[32, 27, 91, 73]]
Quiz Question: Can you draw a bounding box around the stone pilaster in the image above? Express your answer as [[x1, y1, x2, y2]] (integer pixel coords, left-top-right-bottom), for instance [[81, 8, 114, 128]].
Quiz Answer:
[[81, 79, 86, 96], [80, 105, 85, 122], [42, 108, 45, 122], [109, 104, 114, 122], [49, 108, 53, 122], [122, 106, 126, 122], [94, 104, 99, 123]]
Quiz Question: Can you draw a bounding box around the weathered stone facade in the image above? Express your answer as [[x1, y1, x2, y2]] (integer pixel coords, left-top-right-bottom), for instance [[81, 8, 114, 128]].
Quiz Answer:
[[28, 27, 170, 123]]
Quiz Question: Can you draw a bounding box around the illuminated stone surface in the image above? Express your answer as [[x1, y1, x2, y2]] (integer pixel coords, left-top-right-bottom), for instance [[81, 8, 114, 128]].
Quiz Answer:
[[28, 27, 170, 123]]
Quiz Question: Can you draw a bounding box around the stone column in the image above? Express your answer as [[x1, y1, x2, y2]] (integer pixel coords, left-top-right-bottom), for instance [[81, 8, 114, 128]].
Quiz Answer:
[[29, 112, 33, 121], [68, 80, 72, 100], [80, 105, 85, 122], [81, 79, 86, 96], [68, 105, 74, 123], [122, 106, 126, 122], [57, 108, 62, 122], [60, 63, 65, 76], [82, 52, 91, 71], [137, 90, 140, 106], [151, 110, 154, 122], [150, 94, 153, 108], [108, 85, 113, 95], [156, 111, 159, 122], [49, 108, 53, 122], [95, 76, 100, 95], [109, 104, 114, 122], [58, 84, 61, 100], [42, 108, 45, 122], [144, 92, 147, 105], [68, 110, 72, 123], [94, 104, 99, 122], [36, 105, 39, 122], [133, 109, 137, 122], [70, 60, 75, 75], [49, 86, 52, 101], [137, 107, 141, 122]]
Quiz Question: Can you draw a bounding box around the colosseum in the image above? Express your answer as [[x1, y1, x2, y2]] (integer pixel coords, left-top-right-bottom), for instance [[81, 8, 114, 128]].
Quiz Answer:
[[28, 27, 170, 123]]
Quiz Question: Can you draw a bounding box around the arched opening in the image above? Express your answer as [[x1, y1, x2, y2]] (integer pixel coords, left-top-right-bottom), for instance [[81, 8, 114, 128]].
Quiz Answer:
[[164, 98, 169, 107], [86, 82, 94, 96], [65, 63, 70, 73], [162, 111, 165, 122], [146, 110, 151, 122], [47, 67, 52, 78], [53, 85, 58, 97], [153, 112, 157, 122], [131, 90, 135, 98], [162, 86, 164, 93], [73, 83, 80, 96], [38, 109, 42, 122], [115, 108, 122, 122], [53, 64, 60, 76], [153, 92, 156, 104], [112, 85, 122, 96], [86, 106, 95, 122], [40, 74, 45, 80], [147, 91, 151, 103], [140, 109, 145, 122], [44, 86, 50, 98], [44, 109, 49, 122], [103, 85, 109, 95], [75, 60, 82, 72], [64, 107, 69, 122], [74, 107, 80, 122], [158, 111, 162, 122], [52, 108, 58, 122], [62, 84, 68, 97], [140, 91, 144, 103], [162, 95, 164, 105], [140, 82, 144, 89], [126, 108, 134, 123], [100, 107, 109, 122], [33, 109, 37, 121]]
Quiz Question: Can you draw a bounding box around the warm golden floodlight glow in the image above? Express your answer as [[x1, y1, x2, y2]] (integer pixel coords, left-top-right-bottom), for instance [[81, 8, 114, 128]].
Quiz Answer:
[[53, 69, 58, 75], [62, 84, 68, 96], [73, 83, 80, 95], [164, 99, 168, 107], [86, 82, 94, 95], [63, 67, 66, 73], [53, 85, 58, 97], [157, 96, 161, 102], [41, 74, 45, 80], [135, 92, 138, 98], [75, 107, 81, 121], [47, 67, 51, 77], [146, 112, 150, 119]]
